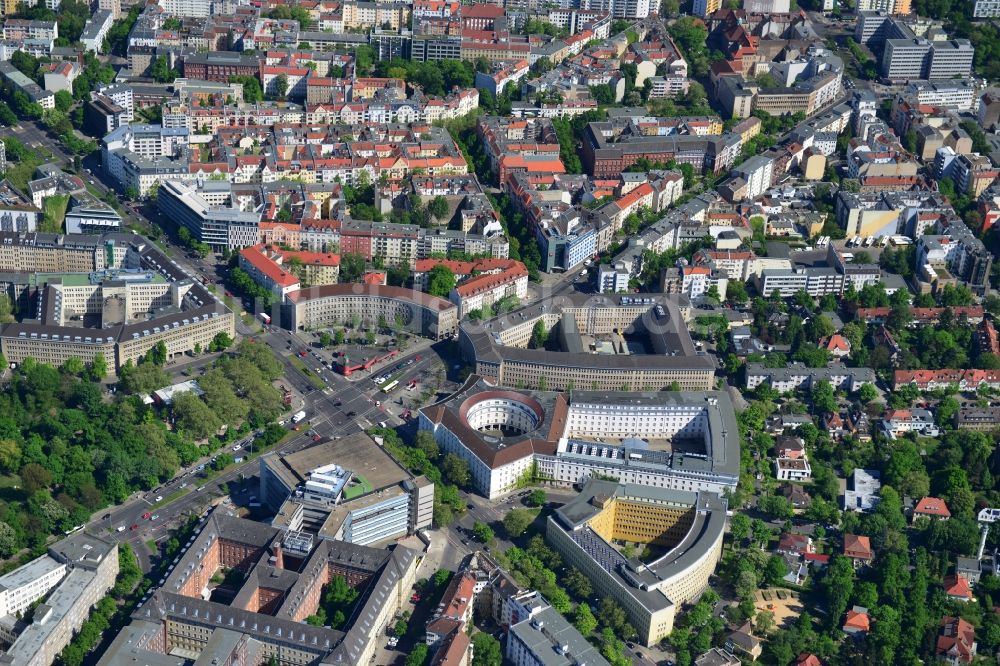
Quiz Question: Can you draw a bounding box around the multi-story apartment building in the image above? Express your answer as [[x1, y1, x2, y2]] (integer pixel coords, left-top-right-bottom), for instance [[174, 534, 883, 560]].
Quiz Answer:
[[0, 533, 118, 666], [733, 155, 774, 201], [974, 0, 1000, 17], [857, 0, 911, 13], [160, 0, 213, 18], [692, 0, 721, 17], [158, 181, 260, 251], [284, 284, 459, 339], [507, 603, 613, 666], [746, 362, 877, 393], [902, 79, 978, 111]]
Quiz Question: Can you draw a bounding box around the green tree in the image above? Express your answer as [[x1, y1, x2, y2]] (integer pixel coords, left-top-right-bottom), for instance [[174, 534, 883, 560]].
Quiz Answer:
[[529, 320, 549, 349], [471, 633, 502, 666], [756, 610, 775, 635], [229, 75, 263, 103], [811, 380, 837, 414], [527, 489, 546, 506], [172, 392, 222, 439], [0, 522, 19, 558], [858, 383, 878, 403], [146, 340, 168, 366], [441, 453, 470, 486], [727, 280, 749, 305], [472, 521, 494, 543], [54, 90, 73, 113], [574, 602, 598, 636], [89, 352, 108, 381], [566, 567, 593, 598], [427, 264, 457, 298], [151, 55, 178, 83], [759, 494, 793, 520], [503, 508, 533, 538], [730, 512, 751, 548], [210, 331, 233, 352], [273, 73, 289, 100], [405, 644, 429, 666], [427, 196, 449, 220], [765, 555, 789, 585]]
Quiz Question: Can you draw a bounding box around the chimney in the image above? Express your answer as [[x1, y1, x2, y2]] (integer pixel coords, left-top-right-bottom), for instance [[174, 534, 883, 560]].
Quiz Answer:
[[272, 541, 284, 569]]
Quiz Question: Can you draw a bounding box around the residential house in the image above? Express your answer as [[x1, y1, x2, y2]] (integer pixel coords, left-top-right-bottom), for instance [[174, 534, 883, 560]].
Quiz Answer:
[[779, 483, 812, 509], [912, 496, 951, 522], [822, 412, 846, 438], [820, 334, 851, 358], [726, 623, 762, 662], [880, 408, 939, 439], [842, 606, 871, 636], [894, 369, 1000, 391], [776, 457, 811, 482], [954, 405, 1000, 431], [774, 436, 805, 459], [795, 655, 822, 666], [943, 575, 973, 602], [845, 410, 872, 442], [936, 616, 977, 665], [844, 469, 881, 511], [843, 534, 873, 568], [956, 557, 982, 585], [694, 648, 741, 666], [42, 61, 78, 93], [777, 533, 814, 557]]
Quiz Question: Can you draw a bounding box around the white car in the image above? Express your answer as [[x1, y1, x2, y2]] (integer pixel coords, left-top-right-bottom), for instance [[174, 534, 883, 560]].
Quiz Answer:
[[233, 444, 242, 451], [155, 495, 163, 502], [116, 525, 126, 532]]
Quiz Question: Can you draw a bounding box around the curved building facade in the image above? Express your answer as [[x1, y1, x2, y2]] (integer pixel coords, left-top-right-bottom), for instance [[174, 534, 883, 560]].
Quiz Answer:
[[284, 284, 459, 339], [419, 376, 739, 499], [546, 478, 726, 646]]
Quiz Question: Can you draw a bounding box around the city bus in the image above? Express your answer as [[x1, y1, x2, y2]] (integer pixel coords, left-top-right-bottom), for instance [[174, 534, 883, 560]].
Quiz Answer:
[[382, 380, 399, 393]]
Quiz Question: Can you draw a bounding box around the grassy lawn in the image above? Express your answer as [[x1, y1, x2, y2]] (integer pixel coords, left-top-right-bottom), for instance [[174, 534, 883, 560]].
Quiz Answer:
[[343, 475, 373, 500], [41, 195, 69, 233], [287, 355, 325, 390]]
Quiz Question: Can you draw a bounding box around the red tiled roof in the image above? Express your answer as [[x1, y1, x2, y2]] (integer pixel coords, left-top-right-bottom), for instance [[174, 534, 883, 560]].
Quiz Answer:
[[914, 496, 951, 518], [944, 575, 973, 599], [843, 534, 872, 560], [843, 609, 870, 632], [239, 245, 299, 289], [936, 616, 976, 663], [454, 263, 528, 298]]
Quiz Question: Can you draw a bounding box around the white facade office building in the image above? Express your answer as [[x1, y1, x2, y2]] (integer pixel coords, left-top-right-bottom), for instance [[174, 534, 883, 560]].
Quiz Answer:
[[974, 0, 1000, 17]]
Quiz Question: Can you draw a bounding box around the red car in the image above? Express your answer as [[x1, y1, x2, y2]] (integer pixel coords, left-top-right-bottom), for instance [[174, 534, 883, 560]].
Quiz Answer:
[[312, 434, 322, 442], [130, 523, 139, 530], [142, 512, 151, 520], [410, 594, 421, 603]]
